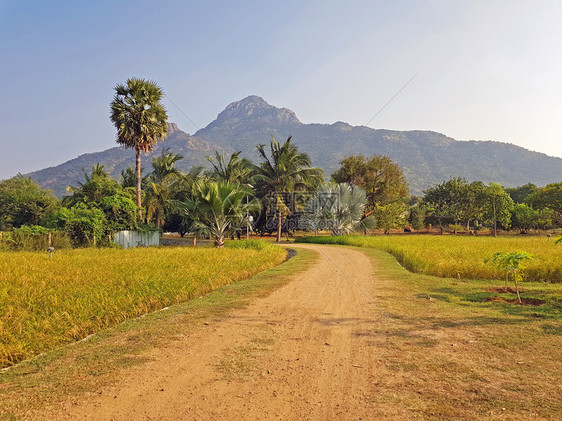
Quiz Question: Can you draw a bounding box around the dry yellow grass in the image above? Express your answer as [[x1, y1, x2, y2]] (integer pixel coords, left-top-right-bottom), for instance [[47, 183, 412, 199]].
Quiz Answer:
[[0, 242, 286, 368], [297, 234, 562, 283]]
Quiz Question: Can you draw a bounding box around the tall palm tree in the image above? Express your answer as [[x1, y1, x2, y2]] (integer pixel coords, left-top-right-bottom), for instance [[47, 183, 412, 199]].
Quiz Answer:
[[180, 181, 260, 247], [110, 78, 168, 219], [255, 136, 323, 241]]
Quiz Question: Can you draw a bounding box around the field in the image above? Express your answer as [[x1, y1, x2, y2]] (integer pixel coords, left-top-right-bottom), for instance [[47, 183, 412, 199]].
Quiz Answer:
[[0, 241, 286, 368], [296, 234, 562, 283]]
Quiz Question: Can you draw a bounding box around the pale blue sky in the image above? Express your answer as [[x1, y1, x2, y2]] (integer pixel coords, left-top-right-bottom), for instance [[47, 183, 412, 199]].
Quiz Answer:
[[1, 0, 561, 179]]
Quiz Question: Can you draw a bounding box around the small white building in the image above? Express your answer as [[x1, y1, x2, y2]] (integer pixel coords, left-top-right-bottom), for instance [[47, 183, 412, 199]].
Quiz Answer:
[[113, 231, 160, 249]]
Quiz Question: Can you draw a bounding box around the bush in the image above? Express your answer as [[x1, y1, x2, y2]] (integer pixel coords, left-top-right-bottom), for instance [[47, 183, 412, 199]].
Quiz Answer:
[[49, 205, 108, 247]]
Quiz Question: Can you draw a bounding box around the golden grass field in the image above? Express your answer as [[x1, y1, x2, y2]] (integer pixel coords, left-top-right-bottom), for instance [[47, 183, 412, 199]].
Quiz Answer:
[[0, 241, 286, 368], [296, 234, 562, 283]]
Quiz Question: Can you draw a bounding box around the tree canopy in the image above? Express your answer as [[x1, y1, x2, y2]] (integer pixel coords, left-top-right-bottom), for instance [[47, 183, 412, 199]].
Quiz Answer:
[[332, 154, 408, 208]]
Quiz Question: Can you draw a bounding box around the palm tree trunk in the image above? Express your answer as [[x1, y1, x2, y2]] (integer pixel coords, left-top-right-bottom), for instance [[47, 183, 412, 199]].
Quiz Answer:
[[156, 208, 162, 229], [192, 234, 197, 247], [277, 212, 282, 242], [214, 236, 225, 248], [136, 149, 142, 220]]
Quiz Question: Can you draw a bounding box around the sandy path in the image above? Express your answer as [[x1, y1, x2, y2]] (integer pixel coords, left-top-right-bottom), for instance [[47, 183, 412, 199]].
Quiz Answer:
[[59, 244, 385, 420]]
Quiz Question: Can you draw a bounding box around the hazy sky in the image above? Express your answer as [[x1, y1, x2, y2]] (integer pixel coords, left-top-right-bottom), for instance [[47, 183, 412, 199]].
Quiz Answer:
[[1, 0, 561, 180]]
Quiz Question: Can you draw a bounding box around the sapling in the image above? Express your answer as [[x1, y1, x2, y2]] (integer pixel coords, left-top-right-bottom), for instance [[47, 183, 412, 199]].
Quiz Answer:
[[485, 251, 534, 303]]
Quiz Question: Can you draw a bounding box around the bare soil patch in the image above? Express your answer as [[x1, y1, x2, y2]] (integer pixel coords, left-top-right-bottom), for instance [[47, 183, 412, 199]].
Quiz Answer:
[[485, 286, 525, 294], [486, 296, 546, 306]]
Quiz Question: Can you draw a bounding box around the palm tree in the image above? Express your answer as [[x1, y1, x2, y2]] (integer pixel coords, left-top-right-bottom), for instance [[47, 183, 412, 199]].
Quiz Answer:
[[145, 150, 183, 228], [110, 78, 168, 219], [180, 181, 260, 247], [206, 151, 255, 185], [255, 136, 323, 241], [303, 183, 375, 235]]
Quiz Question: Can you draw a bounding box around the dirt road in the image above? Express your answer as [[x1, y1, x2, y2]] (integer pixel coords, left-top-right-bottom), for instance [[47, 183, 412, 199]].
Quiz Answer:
[[59, 244, 388, 420]]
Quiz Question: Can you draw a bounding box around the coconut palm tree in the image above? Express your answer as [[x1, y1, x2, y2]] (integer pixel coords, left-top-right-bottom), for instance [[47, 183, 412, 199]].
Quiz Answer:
[[145, 151, 184, 229], [207, 151, 255, 185], [180, 181, 260, 247], [110, 78, 168, 219], [255, 136, 323, 241]]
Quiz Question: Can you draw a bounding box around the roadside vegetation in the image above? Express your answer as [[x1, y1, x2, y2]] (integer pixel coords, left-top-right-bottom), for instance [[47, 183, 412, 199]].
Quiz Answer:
[[0, 241, 286, 368], [357, 248, 562, 419], [296, 235, 562, 284]]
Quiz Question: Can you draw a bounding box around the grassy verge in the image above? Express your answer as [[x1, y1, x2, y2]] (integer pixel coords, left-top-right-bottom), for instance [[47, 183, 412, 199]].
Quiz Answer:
[[0, 245, 317, 419], [0, 241, 286, 368], [296, 234, 562, 283], [354, 246, 562, 419]]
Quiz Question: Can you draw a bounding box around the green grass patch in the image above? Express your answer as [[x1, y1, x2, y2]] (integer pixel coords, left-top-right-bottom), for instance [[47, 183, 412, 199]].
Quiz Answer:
[[296, 234, 562, 283], [0, 241, 286, 368]]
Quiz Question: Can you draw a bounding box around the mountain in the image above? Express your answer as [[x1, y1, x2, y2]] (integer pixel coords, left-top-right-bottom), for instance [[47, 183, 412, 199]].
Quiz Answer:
[[26, 95, 562, 196], [28, 124, 222, 197]]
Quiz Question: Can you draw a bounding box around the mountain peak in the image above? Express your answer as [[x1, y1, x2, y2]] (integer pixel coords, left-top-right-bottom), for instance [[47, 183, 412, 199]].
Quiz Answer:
[[197, 95, 301, 135]]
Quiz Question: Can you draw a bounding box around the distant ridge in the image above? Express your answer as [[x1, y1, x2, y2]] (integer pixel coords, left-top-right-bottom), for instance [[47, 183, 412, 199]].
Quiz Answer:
[[26, 96, 562, 196]]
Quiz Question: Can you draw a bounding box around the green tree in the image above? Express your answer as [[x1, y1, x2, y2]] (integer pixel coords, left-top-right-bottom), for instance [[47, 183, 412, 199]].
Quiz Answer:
[[332, 154, 408, 208], [409, 204, 427, 232], [48, 204, 107, 247], [480, 183, 514, 236], [63, 164, 123, 207], [510, 203, 539, 234], [100, 195, 138, 231], [180, 181, 260, 247], [110, 78, 168, 219], [255, 136, 323, 242], [422, 178, 487, 234], [162, 166, 205, 236], [0, 174, 59, 229], [506, 183, 538, 204], [526, 182, 562, 226], [207, 151, 255, 185], [372, 202, 407, 234], [63, 165, 138, 232]]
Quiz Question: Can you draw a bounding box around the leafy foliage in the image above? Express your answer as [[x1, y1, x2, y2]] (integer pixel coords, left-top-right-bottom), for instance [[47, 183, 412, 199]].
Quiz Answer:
[[485, 251, 534, 302], [302, 183, 374, 235], [206, 151, 255, 185], [180, 181, 260, 247], [110, 78, 169, 216], [254, 136, 323, 241], [0, 175, 59, 229], [332, 154, 408, 208], [526, 182, 562, 226], [48, 205, 108, 247]]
